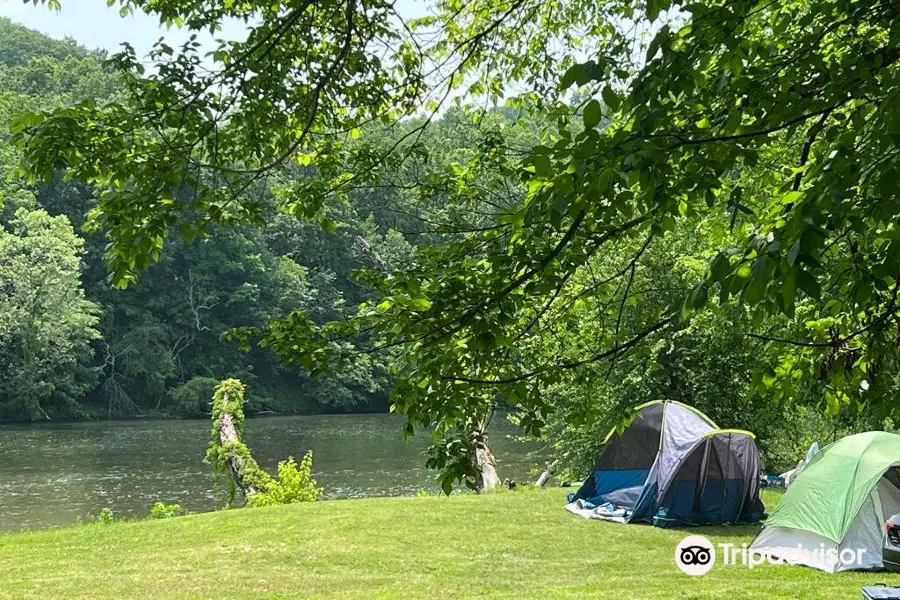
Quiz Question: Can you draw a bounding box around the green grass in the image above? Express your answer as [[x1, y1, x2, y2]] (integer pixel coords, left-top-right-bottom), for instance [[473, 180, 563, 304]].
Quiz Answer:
[[0, 488, 897, 599]]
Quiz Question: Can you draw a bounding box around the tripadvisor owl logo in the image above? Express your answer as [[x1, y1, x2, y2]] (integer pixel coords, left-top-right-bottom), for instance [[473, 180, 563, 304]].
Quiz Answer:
[[675, 534, 868, 574], [675, 535, 716, 576]]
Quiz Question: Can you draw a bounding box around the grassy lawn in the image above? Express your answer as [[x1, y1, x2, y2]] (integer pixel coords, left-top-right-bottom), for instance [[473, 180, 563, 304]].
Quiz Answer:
[[0, 488, 897, 599]]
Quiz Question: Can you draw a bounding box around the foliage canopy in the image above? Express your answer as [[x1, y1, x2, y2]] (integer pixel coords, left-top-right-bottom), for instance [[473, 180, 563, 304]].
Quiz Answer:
[[10, 0, 900, 485], [0, 17, 403, 419]]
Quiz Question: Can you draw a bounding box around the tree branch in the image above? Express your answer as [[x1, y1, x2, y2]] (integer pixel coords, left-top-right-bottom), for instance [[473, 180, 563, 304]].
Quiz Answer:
[[443, 314, 675, 385], [792, 109, 831, 192]]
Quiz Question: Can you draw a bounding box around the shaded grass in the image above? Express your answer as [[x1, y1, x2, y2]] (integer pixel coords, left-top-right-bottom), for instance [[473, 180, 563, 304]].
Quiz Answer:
[[0, 488, 896, 599]]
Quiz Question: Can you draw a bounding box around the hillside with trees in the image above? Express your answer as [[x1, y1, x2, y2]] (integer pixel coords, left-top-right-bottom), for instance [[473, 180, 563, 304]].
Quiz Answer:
[[0, 18, 405, 420]]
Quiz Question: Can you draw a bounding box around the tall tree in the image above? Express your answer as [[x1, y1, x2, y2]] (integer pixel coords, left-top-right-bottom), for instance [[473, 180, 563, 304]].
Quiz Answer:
[[0, 207, 99, 419], [0, 17, 401, 418]]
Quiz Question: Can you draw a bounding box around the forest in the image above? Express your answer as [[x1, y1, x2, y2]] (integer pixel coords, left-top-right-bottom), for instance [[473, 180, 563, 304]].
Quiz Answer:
[[2, 0, 900, 490], [0, 17, 407, 420]]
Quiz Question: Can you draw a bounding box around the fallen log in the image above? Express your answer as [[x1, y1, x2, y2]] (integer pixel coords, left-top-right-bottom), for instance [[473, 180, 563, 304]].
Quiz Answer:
[[206, 378, 271, 505], [534, 459, 561, 487], [216, 393, 258, 497]]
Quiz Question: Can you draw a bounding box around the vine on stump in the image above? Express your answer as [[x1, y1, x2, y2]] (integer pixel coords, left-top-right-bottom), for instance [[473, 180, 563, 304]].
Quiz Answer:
[[205, 378, 322, 507]]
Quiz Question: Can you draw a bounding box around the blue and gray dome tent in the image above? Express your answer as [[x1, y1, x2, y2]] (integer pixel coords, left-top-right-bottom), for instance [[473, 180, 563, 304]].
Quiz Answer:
[[565, 400, 765, 527]]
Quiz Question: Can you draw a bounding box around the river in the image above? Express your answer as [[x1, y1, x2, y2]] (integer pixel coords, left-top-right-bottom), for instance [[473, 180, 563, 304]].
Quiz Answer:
[[0, 413, 545, 531]]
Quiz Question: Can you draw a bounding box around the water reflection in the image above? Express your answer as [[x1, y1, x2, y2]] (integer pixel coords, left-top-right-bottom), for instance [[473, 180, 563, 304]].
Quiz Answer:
[[0, 413, 544, 530]]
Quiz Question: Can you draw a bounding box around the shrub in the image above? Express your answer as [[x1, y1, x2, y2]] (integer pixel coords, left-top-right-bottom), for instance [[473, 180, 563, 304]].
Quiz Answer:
[[96, 507, 114, 524], [149, 502, 184, 519], [169, 376, 219, 415], [207, 379, 324, 508], [246, 451, 323, 507]]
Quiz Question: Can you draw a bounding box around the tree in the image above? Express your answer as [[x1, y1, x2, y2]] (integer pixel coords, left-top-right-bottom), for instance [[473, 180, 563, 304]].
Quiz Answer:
[[530, 220, 807, 475], [0, 17, 400, 420], [0, 207, 99, 419], [11, 0, 900, 486]]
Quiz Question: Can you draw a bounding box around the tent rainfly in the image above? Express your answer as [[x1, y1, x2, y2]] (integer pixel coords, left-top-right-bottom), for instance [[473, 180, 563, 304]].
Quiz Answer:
[[750, 431, 900, 572], [566, 400, 765, 527], [779, 441, 820, 488]]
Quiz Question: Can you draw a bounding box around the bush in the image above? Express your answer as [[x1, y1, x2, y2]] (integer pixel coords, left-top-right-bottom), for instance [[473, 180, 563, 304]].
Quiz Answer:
[[96, 507, 114, 524], [169, 376, 219, 415], [246, 451, 323, 507], [149, 502, 184, 519]]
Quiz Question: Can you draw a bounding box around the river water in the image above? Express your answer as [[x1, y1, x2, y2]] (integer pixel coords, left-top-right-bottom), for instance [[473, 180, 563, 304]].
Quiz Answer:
[[0, 413, 545, 531]]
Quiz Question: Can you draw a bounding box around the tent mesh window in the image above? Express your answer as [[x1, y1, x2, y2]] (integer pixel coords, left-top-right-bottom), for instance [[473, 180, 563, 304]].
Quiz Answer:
[[594, 403, 663, 471], [884, 467, 900, 491]]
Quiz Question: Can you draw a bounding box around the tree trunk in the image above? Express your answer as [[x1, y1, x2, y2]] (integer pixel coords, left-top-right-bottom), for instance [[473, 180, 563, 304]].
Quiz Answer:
[[534, 459, 560, 487], [217, 393, 257, 496], [475, 411, 501, 491], [476, 441, 501, 491]]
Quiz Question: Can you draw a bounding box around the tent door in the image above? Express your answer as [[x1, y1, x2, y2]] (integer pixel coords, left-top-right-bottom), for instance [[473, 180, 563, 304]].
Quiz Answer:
[[692, 438, 711, 515]]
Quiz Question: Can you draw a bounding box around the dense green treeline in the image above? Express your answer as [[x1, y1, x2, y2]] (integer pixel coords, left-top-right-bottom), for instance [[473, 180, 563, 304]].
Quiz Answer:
[[0, 18, 538, 423], [0, 18, 405, 420]]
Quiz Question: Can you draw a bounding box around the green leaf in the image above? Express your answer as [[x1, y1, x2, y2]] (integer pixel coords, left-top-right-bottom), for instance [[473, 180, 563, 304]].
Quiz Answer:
[[583, 100, 602, 129], [409, 297, 432, 311], [709, 252, 731, 282], [743, 276, 766, 305], [532, 153, 551, 176], [602, 86, 620, 111], [786, 239, 801, 266], [782, 268, 797, 316], [645, 24, 670, 61], [742, 257, 772, 305], [780, 190, 802, 206], [646, 0, 669, 21], [796, 270, 821, 299], [690, 283, 708, 310], [681, 283, 707, 320], [560, 64, 588, 90], [719, 276, 732, 304]]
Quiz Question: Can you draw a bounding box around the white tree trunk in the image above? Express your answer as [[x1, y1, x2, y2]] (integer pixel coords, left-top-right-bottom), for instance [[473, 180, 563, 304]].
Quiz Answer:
[[218, 393, 257, 496], [475, 410, 501, 491], [476, 442, 501, 491], [534, 459, 560, 487]]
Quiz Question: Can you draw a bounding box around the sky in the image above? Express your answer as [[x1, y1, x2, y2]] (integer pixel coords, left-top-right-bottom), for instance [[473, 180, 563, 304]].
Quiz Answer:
[[0, 0, 430, 56]]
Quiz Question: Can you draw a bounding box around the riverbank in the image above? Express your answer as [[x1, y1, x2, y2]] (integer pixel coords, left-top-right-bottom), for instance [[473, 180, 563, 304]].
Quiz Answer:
[[0, 488, 894, 599]]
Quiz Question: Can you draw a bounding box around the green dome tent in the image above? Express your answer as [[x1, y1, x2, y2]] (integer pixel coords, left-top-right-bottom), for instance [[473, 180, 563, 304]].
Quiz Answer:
[[750, 431, 900, 572]]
